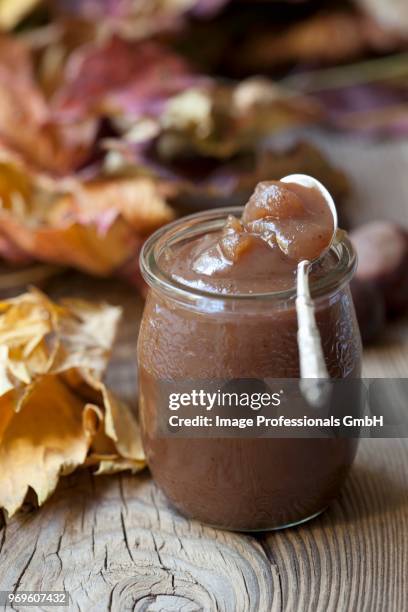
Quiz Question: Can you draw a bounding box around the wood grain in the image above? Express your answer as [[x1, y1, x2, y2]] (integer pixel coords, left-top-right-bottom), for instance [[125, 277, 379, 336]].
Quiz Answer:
[[0, 137, 407, 611], [0, 438, 406, 612], [263, 438, 408, 612], [0, 472, 276, 611]]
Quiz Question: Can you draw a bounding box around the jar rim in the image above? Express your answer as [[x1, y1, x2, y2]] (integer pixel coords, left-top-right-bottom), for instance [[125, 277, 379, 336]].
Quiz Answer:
[[140, 207, 357, 303]]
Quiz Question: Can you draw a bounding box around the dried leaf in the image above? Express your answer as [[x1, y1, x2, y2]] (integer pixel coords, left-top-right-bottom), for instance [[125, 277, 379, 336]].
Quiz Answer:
[[109, 136, 348, 215], [52, 36, 200, 122], [0, 376, 93, 517], [314, 83, 408, 136], [0, 212, 141, 275], [0, 36, 97, 177], [100, 385, 144, 461], [254, 141, 350, 202], [153, 78, 321, 159], [0, 35, 177, 277], [0, 164, 174, 275], [0, 21, 349, 281], [228, 10, 406, 73], [0, 0, 41, 30], [49, 298, 123, 376], [49, 177, 176, 236], [285, 54, 408, 136], [0, 289, 146, 516], [53, 0, 229, 39], [94, 459, 146, 475], [0, 288, 120, 392], [104, 76, 322, 190]]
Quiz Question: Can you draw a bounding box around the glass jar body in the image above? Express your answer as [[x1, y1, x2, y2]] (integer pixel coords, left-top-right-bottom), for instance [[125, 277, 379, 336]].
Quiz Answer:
[[137, 210, 362, 531]]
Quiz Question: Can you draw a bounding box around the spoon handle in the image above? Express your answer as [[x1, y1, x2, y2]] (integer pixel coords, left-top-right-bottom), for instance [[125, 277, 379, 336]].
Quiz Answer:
[[296, 260, 330, 407]]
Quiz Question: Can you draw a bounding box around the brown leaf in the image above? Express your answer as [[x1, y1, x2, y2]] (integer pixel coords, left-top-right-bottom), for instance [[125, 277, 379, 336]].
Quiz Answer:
[[254, 141, 350, 203], [52, 0, 229, 39], [0, 288, 121, 391], [112, 136, 349, 217], [0, 36, 97, 177], [103, 76, 323, 200], [233, 10, 407, 73], [51, 36, 199, 122], [0, 204, 140, 275], [284, 54, 408, 137]]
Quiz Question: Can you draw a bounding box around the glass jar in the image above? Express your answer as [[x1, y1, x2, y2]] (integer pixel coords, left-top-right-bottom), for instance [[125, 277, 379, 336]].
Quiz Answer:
[[137, 208, 362, 531]]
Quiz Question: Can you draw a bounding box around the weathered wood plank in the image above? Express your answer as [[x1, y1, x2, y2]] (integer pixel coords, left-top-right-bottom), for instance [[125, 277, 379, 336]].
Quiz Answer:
[[0, 437, 407, 611], [0, 472, 277, 611], [263, 438, 408, 612]]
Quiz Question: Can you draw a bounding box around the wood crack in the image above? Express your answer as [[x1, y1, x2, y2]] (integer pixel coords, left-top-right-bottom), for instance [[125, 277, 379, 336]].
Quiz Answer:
[[13, 535, 39, 591], [91, 525, 96, 559], [258, 538, 283, 612], [104, 544, 109, 571], [55, 534, 63, 577], [118, 476, 128, 514], [151, 533, 165, 569], [0, 525, 6, 557], [120, 510, 135, 564]]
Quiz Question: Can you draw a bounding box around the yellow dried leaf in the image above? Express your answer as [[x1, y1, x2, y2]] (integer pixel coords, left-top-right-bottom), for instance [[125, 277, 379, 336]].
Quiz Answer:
[[0, 288, 122, 390], [94, 458, 146, 475], [92, 382, 145, 462], [0, 0, 41, 30], [49, 297, 122, 376], [0, 289, 146, 516], [0, 376, 92, 517], [0, 291, 55, 394]]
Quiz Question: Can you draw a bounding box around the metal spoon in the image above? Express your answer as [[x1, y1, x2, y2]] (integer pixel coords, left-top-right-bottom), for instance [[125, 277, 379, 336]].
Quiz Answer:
[[281, 174, 339, 407]]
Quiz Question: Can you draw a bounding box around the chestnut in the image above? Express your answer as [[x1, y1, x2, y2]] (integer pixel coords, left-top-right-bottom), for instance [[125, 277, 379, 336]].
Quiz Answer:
[[350, 222, 408, 316]]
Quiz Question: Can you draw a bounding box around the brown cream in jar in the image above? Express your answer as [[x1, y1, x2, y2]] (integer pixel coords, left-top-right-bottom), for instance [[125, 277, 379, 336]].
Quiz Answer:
[[138, 180, 361, 531], [169, 180, 334, 294]]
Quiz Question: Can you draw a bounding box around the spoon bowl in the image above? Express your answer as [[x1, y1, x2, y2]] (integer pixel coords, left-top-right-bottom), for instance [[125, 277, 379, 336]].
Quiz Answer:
[[281, 173, 338, 263]]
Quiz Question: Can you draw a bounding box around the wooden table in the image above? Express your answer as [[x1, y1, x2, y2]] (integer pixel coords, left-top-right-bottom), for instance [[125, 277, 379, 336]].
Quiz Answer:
[[0, 137, 407, 611]]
